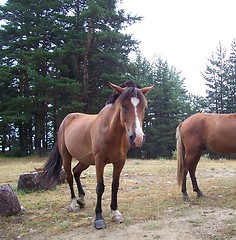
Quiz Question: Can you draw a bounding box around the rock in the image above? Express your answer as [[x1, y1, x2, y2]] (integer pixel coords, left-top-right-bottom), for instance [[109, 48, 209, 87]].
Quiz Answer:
[[0, 184, 22, 216]]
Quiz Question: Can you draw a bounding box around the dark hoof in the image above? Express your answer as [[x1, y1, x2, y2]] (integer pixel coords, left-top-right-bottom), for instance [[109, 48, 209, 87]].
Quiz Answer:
[[197, 192, 205, 198], [77, 199, 85, 208], [183, 195, 190, 201], [94, 219, 106, 230]]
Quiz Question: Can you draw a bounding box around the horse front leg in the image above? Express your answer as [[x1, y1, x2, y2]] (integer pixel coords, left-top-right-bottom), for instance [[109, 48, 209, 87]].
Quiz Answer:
[[94, 162, 106, 229], [110, 161, 125, 224]]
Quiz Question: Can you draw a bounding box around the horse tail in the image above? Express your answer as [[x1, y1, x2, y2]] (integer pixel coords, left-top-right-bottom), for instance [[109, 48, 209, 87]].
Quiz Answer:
[[41, 143, 62, 183], [176, 123, 185, 188]]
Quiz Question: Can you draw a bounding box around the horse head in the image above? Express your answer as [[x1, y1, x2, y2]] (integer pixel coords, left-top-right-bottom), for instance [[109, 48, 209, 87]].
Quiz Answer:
[[109, 82, 153, 148]]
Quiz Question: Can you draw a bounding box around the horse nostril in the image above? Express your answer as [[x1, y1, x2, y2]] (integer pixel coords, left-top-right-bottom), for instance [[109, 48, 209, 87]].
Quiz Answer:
[[129, 134, 135, 142]]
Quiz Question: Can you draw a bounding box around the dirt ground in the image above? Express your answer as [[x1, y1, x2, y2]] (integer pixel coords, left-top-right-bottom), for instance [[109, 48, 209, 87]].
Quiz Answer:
[[26, 159, 236, 240], [31, 207, 235, 240]]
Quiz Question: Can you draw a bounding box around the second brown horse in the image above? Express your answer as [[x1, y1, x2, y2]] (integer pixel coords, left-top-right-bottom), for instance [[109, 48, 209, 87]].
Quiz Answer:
[[176, 113, 236, 200]]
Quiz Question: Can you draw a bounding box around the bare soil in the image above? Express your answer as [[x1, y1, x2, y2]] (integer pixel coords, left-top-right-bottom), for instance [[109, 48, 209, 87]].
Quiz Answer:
[[32, 207, 236, 240], [1, 158, 236, 240]]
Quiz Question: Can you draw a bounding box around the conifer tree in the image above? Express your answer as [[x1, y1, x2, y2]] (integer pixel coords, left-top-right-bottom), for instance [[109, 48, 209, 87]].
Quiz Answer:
[[0, 0, 83, 155], [0, 0, 141, 155], [226, 39, 236, 113], [203, 43, 228, 113], [130, 56, 189, 158]]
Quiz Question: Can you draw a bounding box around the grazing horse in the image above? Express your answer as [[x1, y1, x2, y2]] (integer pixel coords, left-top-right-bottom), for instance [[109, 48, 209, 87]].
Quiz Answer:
[[41, 82, 152, 229], [176, 112, 236, 200]]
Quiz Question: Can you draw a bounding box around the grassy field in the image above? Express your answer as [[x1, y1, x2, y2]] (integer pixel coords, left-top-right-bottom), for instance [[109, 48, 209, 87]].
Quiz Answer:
[[0, 156, 236, 239]]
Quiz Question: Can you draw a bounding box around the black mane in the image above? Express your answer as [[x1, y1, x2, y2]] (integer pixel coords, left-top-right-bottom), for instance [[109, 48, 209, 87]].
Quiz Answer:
[[119, 86, 147, 108], [106, 80, 137, 104]]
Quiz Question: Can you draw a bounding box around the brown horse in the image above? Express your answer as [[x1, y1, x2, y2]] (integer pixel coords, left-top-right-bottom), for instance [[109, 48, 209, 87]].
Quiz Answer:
[[41, 82, 152, 229], [176, 112, 236, 200]]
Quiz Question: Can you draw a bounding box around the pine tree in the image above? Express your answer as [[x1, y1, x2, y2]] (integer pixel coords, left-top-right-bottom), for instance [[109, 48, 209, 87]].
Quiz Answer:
[[131, 56, 189, 158], [0, 0, 82, 155], [67, 0, 141, 112], [226, 39, 236, 113], [0, 0, 142, 155], [203, 43, 228, 113]]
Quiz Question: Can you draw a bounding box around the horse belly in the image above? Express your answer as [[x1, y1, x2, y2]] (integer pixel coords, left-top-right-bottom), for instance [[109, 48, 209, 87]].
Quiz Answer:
[[208, 135, 236, 154], [210, 144, 236, 154], [64, 120, 94, 162]]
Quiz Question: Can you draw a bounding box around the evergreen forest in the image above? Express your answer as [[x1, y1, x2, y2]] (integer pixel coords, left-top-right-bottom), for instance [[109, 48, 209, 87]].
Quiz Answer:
[[0, 0, 235, 158]]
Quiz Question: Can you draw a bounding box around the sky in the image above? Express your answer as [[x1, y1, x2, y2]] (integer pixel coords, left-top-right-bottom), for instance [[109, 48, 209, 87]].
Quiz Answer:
[[1, 0, 236, 96], [120, 0, 236, 96]]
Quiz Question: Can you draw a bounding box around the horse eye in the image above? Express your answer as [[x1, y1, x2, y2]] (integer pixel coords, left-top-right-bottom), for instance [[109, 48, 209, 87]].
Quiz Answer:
[[121, 104, 128, 113]]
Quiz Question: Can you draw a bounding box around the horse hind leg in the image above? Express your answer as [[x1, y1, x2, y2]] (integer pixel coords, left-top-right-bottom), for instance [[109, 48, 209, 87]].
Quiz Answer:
[[181, 152, 196, 201], [181, 168, 189, 201], [73, 162, 90, 208], [189, 152, 204, 198], [63, 155, 80, 212]]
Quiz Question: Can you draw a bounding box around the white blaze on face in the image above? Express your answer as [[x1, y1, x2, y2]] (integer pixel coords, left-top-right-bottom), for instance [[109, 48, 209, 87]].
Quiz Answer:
[[131, 97, 144, 146]]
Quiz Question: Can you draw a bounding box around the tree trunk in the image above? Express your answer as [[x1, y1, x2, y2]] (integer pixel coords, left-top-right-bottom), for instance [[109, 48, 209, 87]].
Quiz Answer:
[[17, 170, 67, 191]]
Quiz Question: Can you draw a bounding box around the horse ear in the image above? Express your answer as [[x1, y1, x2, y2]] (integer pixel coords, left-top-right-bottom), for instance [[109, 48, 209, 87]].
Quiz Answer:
[[109, 82, 125, 93], [140, 86, 153, 95]]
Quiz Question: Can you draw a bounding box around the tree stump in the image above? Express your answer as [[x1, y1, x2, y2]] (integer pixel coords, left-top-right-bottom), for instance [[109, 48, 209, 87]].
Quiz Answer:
[[17, 169, 67, 191], [0, 184, 22, 216]]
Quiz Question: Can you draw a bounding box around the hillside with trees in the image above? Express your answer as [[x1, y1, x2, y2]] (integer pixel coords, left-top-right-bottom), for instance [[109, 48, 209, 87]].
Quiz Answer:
[[0, 0, 235, 158]]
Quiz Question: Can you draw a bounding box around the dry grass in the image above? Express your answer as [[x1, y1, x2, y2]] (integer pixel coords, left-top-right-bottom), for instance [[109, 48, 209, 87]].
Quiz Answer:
[[0, 156, 236, 239]]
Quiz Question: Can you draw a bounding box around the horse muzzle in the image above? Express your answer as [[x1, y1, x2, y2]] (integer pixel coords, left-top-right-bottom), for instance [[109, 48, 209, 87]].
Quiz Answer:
[[129, 133, 144, 148]]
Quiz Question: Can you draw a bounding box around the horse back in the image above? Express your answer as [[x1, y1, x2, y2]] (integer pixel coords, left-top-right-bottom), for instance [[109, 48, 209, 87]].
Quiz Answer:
[[181, 113, 236, 153]]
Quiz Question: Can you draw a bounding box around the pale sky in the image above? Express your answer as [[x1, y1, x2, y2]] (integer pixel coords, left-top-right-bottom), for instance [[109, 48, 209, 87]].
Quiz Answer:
[[120, 0, 236, 96], [1, 0, 236, 96]]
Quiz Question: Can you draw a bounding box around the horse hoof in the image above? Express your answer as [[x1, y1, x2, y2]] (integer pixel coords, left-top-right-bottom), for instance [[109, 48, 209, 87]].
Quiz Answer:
[[77, 199, 85, 208], [197, 193, 205, 198], [183, 195, 190, 201], [111, 210, 124, 223], [68, 205, 80, 212], [111, 214, 124, 223], [94, 219, 106, 230]]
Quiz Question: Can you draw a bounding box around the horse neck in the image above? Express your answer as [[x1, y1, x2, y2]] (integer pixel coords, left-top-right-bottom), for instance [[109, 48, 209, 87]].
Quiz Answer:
[[99, 104, 129, 151], [103, 103, 125, 135]]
